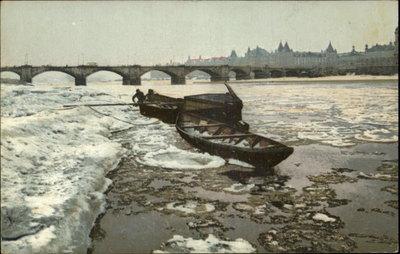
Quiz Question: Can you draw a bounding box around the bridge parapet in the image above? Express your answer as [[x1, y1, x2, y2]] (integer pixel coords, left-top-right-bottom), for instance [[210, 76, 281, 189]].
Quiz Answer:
[[4, 64, 375, 86]]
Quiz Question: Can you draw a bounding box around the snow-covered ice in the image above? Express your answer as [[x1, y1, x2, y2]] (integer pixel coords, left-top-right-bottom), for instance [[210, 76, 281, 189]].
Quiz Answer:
[[139, 145, 225, 170], [243, 81, 398, 147], [1, 84, 130, 253], [0, 82, 232, 252], [166, 201, 215, 214], [227, 158, 255, 168], [223, 183, 255, 193], [153, 234, 256, 253], [312, 213, 336, 222]]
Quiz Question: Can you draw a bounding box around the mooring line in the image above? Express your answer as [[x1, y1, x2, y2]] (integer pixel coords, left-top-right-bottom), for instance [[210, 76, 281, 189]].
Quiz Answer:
[[87, 106, 136, 125]]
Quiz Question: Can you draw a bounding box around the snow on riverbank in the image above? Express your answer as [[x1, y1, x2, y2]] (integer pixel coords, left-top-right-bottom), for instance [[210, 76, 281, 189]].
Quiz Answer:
[[1, 84, 132, 253]]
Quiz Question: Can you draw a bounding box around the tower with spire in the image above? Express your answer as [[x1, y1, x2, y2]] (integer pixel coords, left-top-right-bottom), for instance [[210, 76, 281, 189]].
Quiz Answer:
[[325, 41, 337, 54], [277, 41, 284, 52], [282, 42, 292, 53], [230, 50, 238, 58]]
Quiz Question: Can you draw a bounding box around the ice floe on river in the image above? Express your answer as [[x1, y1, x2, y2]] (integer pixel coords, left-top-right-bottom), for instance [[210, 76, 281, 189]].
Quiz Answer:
[[312, 213, 336, 223], [138, 145, 226, 170], [223, 183, 255, 193], [227, 158, 255, 168], [153, 234, 256, 253], [166, 201, 215, 214], [242, 81, 398, 146]]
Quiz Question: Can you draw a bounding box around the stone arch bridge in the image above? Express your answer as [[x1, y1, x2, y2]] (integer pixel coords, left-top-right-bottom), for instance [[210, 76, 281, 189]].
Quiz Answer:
[[0, 65, 319, 86]]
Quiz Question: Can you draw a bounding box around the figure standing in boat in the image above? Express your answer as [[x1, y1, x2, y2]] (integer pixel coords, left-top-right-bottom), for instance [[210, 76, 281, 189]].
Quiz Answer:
[[132, 89, 146, 103]]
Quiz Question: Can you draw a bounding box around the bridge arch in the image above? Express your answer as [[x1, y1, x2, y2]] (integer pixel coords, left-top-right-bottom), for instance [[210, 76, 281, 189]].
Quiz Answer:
[[270, 69, 284, 78], [185, 70, 211, 82], [228, 71, 236, 80], [84, 68, 126, 79], [32, 68, 78, 80], [140, 70, 174, 85], [285, 69, 299, 77], [187, 68, 219, 79], [229, 69, 250, 80], [252, 70, 269, 79], [32, 71, 76, 85], [1, 70, 21, 79], [86, 70, 124, 85]]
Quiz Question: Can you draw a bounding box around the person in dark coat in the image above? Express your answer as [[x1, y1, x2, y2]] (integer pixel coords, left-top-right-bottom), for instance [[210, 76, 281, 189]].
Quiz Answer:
[[145, 89, 155, 101], [132, 89, 145, 103]]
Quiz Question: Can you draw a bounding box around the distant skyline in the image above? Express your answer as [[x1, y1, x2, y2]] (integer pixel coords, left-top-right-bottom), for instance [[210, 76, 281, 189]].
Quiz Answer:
[[1, 1, 398, 66]]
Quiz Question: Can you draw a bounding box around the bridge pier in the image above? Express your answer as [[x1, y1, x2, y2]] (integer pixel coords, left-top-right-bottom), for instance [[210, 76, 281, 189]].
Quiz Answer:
[[236, 73, 252, 80], [75, 76, 86, 86], [20, 67, 32, 84], [270, 70, 285, 78], [285, 70, 300, 77], [210, 75, 229, 82], [171, 75, 185, 85], [123, 76, 141, 85], [122, 76, 131, 85], [253, 71, 271, 79], [20, 76, 32, 83]]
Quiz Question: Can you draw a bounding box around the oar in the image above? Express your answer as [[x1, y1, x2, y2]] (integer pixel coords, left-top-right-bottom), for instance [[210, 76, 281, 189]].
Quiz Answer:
[[63, 102, 140, 108], [63, 101, 182, 108]]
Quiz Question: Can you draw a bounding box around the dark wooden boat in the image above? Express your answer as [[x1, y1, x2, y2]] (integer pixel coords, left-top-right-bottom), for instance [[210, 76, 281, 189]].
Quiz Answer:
[[138, 84, 249, 129], [176, 112, 294, 170], [138, 93, 184, 124], [183, 83, 246, 128]]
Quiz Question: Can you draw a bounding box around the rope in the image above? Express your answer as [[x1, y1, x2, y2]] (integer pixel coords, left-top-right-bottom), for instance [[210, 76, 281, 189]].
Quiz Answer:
[[87, 106, 135, 125], [87, 105, 160, 133]]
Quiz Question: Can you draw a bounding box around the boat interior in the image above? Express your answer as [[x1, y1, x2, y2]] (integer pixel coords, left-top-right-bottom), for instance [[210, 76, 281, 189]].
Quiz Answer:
[[178, 112, 283, 149], [184, 93, 238, 105]]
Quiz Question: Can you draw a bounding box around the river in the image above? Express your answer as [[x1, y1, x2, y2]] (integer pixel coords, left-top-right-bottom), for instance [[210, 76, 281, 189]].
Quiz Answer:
[[1, 77, 398, 253]]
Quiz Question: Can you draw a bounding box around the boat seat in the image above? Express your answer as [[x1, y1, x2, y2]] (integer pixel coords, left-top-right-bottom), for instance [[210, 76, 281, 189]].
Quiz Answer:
[[227, 129, 238, 143], [250, 136, 262, 148], [234, 136, 248, 145], [212, 126, 225, 136], [182, 123, 225, 128], [204, 134, 255, 139]]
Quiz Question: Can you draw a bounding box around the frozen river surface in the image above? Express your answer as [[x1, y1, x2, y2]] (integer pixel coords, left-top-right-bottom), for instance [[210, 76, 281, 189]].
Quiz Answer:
[[1, 79, 398, 253]]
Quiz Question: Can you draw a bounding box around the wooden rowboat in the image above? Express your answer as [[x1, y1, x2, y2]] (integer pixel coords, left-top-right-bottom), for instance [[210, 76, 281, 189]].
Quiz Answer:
[[183, 83, 245, 126], [139, 103, 181, 124], [176, 112, 294, 170], [138, 93, 184, 124], [138, 84, 249, 129]]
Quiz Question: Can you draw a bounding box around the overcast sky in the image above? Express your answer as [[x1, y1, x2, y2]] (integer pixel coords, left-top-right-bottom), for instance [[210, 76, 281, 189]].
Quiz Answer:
[[1, 1, 398, 66]]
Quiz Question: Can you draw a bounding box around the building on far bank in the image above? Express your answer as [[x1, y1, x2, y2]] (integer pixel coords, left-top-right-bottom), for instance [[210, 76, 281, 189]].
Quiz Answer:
[[186, 55, 229, 66], [185, 27, 398, 75]]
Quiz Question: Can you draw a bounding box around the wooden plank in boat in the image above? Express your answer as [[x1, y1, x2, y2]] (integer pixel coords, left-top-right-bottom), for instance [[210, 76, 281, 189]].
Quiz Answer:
[[234, 136, 248, 145], [250, 136, 262, 148], [203, 134, 255, 139], [182, 123, 225, 128], [212, 126, 226, 136]]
